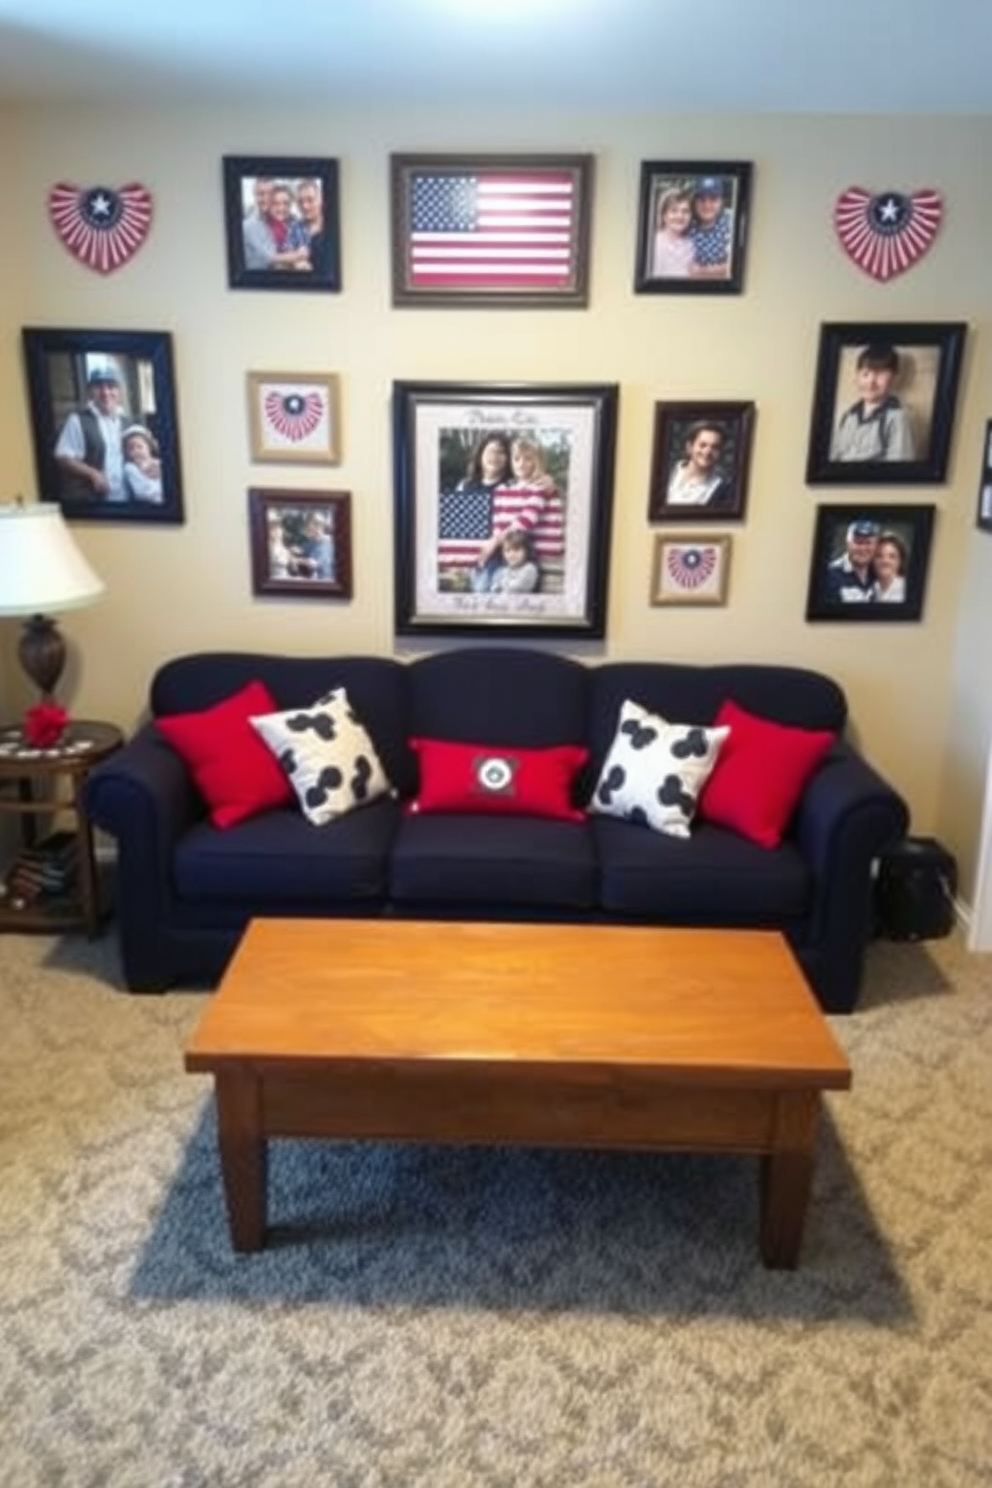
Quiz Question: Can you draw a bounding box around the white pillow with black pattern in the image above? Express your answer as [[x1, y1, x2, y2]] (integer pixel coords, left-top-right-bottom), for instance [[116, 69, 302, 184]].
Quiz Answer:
[[249, 686, 395, 826], [589, 698, 729, 839]]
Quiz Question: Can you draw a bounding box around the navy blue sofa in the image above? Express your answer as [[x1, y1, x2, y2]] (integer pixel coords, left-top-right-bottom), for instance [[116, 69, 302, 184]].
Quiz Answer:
[[82, 647, 908, 1013]]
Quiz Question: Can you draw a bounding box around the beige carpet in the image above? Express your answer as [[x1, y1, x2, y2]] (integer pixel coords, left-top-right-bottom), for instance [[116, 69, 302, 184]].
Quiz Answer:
[[2, 926, 992, 1488]]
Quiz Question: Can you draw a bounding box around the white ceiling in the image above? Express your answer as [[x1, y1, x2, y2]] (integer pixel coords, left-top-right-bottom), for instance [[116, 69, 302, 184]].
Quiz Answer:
[[0, 0, 990, 112]]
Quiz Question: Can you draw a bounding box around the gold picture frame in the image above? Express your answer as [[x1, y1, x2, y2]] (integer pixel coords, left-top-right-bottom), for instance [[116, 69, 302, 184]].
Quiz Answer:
[[247, 371, 341, 465], [650, 533, 731, 606]]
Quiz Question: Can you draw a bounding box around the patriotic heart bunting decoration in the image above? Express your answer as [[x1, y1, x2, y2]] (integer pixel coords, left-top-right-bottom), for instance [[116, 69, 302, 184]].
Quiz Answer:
[[833, 187, 942, 282], [48, 182, 154, 275], [263, 389, 327, 444]]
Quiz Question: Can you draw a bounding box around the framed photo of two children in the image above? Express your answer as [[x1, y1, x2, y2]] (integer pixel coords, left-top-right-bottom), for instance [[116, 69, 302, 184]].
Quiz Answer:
[[634, 160, 753, 295]]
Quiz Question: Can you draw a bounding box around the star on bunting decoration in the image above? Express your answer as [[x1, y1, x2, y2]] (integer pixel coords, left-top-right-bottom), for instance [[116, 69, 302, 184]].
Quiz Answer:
[[833, 187, 942, 282], [48, 182, 154, 275]]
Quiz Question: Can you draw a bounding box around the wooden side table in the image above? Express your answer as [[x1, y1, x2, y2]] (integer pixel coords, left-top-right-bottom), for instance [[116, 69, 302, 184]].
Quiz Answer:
[[0, 720, 124, 936]]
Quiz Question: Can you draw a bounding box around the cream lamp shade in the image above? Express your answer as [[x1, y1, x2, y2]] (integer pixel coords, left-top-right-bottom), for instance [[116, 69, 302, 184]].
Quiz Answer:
[[0, 500, 105, 702]]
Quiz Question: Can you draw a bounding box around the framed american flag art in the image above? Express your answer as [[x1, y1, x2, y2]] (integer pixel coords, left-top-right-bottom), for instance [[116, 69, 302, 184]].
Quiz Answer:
[[392, 380, 618, 637], [246, 371, 341, 465], [390, 154, 593, 308]]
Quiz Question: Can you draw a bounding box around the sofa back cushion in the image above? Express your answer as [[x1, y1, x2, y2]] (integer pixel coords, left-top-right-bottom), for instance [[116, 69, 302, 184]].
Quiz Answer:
[[408, 647, 589, 750], [150, 654, 416, 798], [587, 663, 847, 794]]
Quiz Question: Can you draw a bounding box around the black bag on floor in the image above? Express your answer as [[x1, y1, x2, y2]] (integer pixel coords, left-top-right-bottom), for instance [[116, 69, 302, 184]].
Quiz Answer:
[[875, 836, 957, 941]]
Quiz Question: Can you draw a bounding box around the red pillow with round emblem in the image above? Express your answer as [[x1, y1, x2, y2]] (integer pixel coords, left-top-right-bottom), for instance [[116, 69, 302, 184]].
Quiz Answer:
[[406, 738, 588, 821]]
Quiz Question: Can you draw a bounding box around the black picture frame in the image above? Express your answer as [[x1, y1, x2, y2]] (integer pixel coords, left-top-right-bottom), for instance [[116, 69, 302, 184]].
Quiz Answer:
[[647, 401, 755, 522], [21, 326, 184, 525], [392, 380, 618, 637], [222, 155, 341, 292], [634, 160, 752, 295], [805, 321, 966, 485], [248, 488, 352, 598], [975, 418, 992, 535], [805, 503, 935, 622], [390, 154, 593, 308]]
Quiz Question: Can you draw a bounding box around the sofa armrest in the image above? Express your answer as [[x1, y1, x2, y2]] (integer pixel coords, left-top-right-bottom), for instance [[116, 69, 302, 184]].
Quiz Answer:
[[82, 723, 204, 990], [792, 742, 909, 1010]]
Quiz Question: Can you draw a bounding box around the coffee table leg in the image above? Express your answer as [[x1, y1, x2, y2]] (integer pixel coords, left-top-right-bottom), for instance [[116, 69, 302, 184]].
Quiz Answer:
[[759, 1092, 820, 1270], [214, 1069, 267, 1253]]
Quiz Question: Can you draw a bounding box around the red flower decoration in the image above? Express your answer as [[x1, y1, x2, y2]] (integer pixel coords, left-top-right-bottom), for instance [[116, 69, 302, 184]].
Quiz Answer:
[[23, 703, 68, 748]]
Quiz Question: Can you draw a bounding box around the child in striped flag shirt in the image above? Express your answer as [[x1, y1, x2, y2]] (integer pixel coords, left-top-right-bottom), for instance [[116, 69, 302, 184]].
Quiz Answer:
[[471, 436, 564, 594]]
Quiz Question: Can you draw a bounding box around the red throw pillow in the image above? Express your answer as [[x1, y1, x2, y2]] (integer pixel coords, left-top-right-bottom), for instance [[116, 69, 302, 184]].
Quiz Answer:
[[156, 679, 293, 828], [697, 699, 835, 848], [407, 738, 588, 822]]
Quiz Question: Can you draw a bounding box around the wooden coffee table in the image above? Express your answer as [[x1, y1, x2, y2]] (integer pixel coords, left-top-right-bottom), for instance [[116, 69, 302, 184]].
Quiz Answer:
[[184, 920, 850, 1268]]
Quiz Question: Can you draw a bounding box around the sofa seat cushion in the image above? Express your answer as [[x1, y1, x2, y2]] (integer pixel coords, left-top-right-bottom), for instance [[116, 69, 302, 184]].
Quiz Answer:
[[592, 815, 812, 922], [390, 814, 598, 910], [173, 796, 401, 904]]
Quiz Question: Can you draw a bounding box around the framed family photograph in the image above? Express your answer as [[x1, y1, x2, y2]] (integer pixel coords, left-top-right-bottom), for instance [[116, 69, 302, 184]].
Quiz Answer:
[[805, 321, 966, 485], [248, 488, 352, 599], [222, 155, 341, 292], [634, 161, 752, 295], [247, 372, 341, 465], [390, 154, 593, 308], [975, 418, 992, 535], [648, 401, 755, 522], [21, 326, 184, 524], [651, 534, 731, 607], [392, 380, 618, 637], [805, 503, 935, 622]]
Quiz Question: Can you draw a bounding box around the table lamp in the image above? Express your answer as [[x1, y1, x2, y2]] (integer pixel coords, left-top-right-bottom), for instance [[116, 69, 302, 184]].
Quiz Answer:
[[0, 498, 105, 706]]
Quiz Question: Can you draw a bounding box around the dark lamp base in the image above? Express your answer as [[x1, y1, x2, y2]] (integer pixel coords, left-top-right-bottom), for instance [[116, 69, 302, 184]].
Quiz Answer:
[[18, 613, 66, 701]]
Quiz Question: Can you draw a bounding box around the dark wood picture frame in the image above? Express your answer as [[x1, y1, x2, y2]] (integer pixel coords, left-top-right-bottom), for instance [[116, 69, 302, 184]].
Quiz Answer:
[[634, 160, 752, 295], [975, 418, 992, 535], [222, 155, 341, 292], [390, 153, 593, 308], [21, 325, 184, 525], [805, 321, 966, 485], [805, 503, 935, 622], [648, 401, 755, 522], [248, 488, 352, 599], [392, 380, 618, 637]]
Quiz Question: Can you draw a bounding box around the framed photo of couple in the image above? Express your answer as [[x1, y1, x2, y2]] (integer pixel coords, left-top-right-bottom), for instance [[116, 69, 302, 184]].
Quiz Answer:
[[805, 503, 935, 623], [634, 161, 753, 295], [392, 380, 619, 638], [222, 155, 341, 292], [248, 488, 352, 599], [976, 418, 992, 535], [805, 321, 966, 485]]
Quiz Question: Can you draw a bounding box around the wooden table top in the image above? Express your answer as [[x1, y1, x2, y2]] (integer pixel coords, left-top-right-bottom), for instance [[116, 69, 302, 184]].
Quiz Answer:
[[185, 920, 851, 1091]]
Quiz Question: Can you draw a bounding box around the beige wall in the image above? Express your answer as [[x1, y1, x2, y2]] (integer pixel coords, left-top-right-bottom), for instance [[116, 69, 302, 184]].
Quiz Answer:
[[2, 103, 990, 900]]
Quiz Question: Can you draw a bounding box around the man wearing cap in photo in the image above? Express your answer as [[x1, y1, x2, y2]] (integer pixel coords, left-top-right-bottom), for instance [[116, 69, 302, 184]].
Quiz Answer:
[[823, 518, 881, 604], [53, 364, 127, 503], [689, 176, 733, 279]]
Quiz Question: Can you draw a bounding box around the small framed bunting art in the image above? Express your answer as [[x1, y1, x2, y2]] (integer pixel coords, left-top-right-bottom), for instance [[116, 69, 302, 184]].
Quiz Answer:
[[247, 372, 341, 465]]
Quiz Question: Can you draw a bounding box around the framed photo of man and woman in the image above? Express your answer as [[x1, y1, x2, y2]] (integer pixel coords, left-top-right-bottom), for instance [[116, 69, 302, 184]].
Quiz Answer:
[[222, 155, 341, 292], [648, 401, 755, 522], [248, 489, 352, 599], [805, 321, 966, 485], [21, 326, 184, 525], [392, 381, 618, 637], [976, 418, 992, 536], [634, 161, 752, 295], [805, 503, 935, 623]]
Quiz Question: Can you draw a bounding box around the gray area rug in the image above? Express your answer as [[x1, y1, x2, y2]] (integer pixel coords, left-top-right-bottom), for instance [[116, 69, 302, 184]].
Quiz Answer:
[[2, 927, 991, 1487]]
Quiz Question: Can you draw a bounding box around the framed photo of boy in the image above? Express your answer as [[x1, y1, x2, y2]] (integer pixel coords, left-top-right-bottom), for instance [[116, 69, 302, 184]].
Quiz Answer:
[[651, 534, 731, 607], [390, 154, 592, 308], [392, 380, 618, 637], [248, 488, 352, 599], [805, 321, 966, 485], [805, 503, 935, 622], [634, 161, 752, 295], [21, 326, 184, 525], [247, 372, 341, 465], [975, 418, 992, 535], [648, 401, 755, 523], [222, 155, 341, 292]]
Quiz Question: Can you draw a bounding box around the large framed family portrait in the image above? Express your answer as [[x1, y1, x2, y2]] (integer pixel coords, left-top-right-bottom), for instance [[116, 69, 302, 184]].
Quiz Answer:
[[805, 503, 935, 622], [392, 381, 619, 637], [805, 321, 966, 485], [21, 326, 184, 524], [648, 401, 755, 522], [222, 155, 341, 292], [634, 160, 752, 295]]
